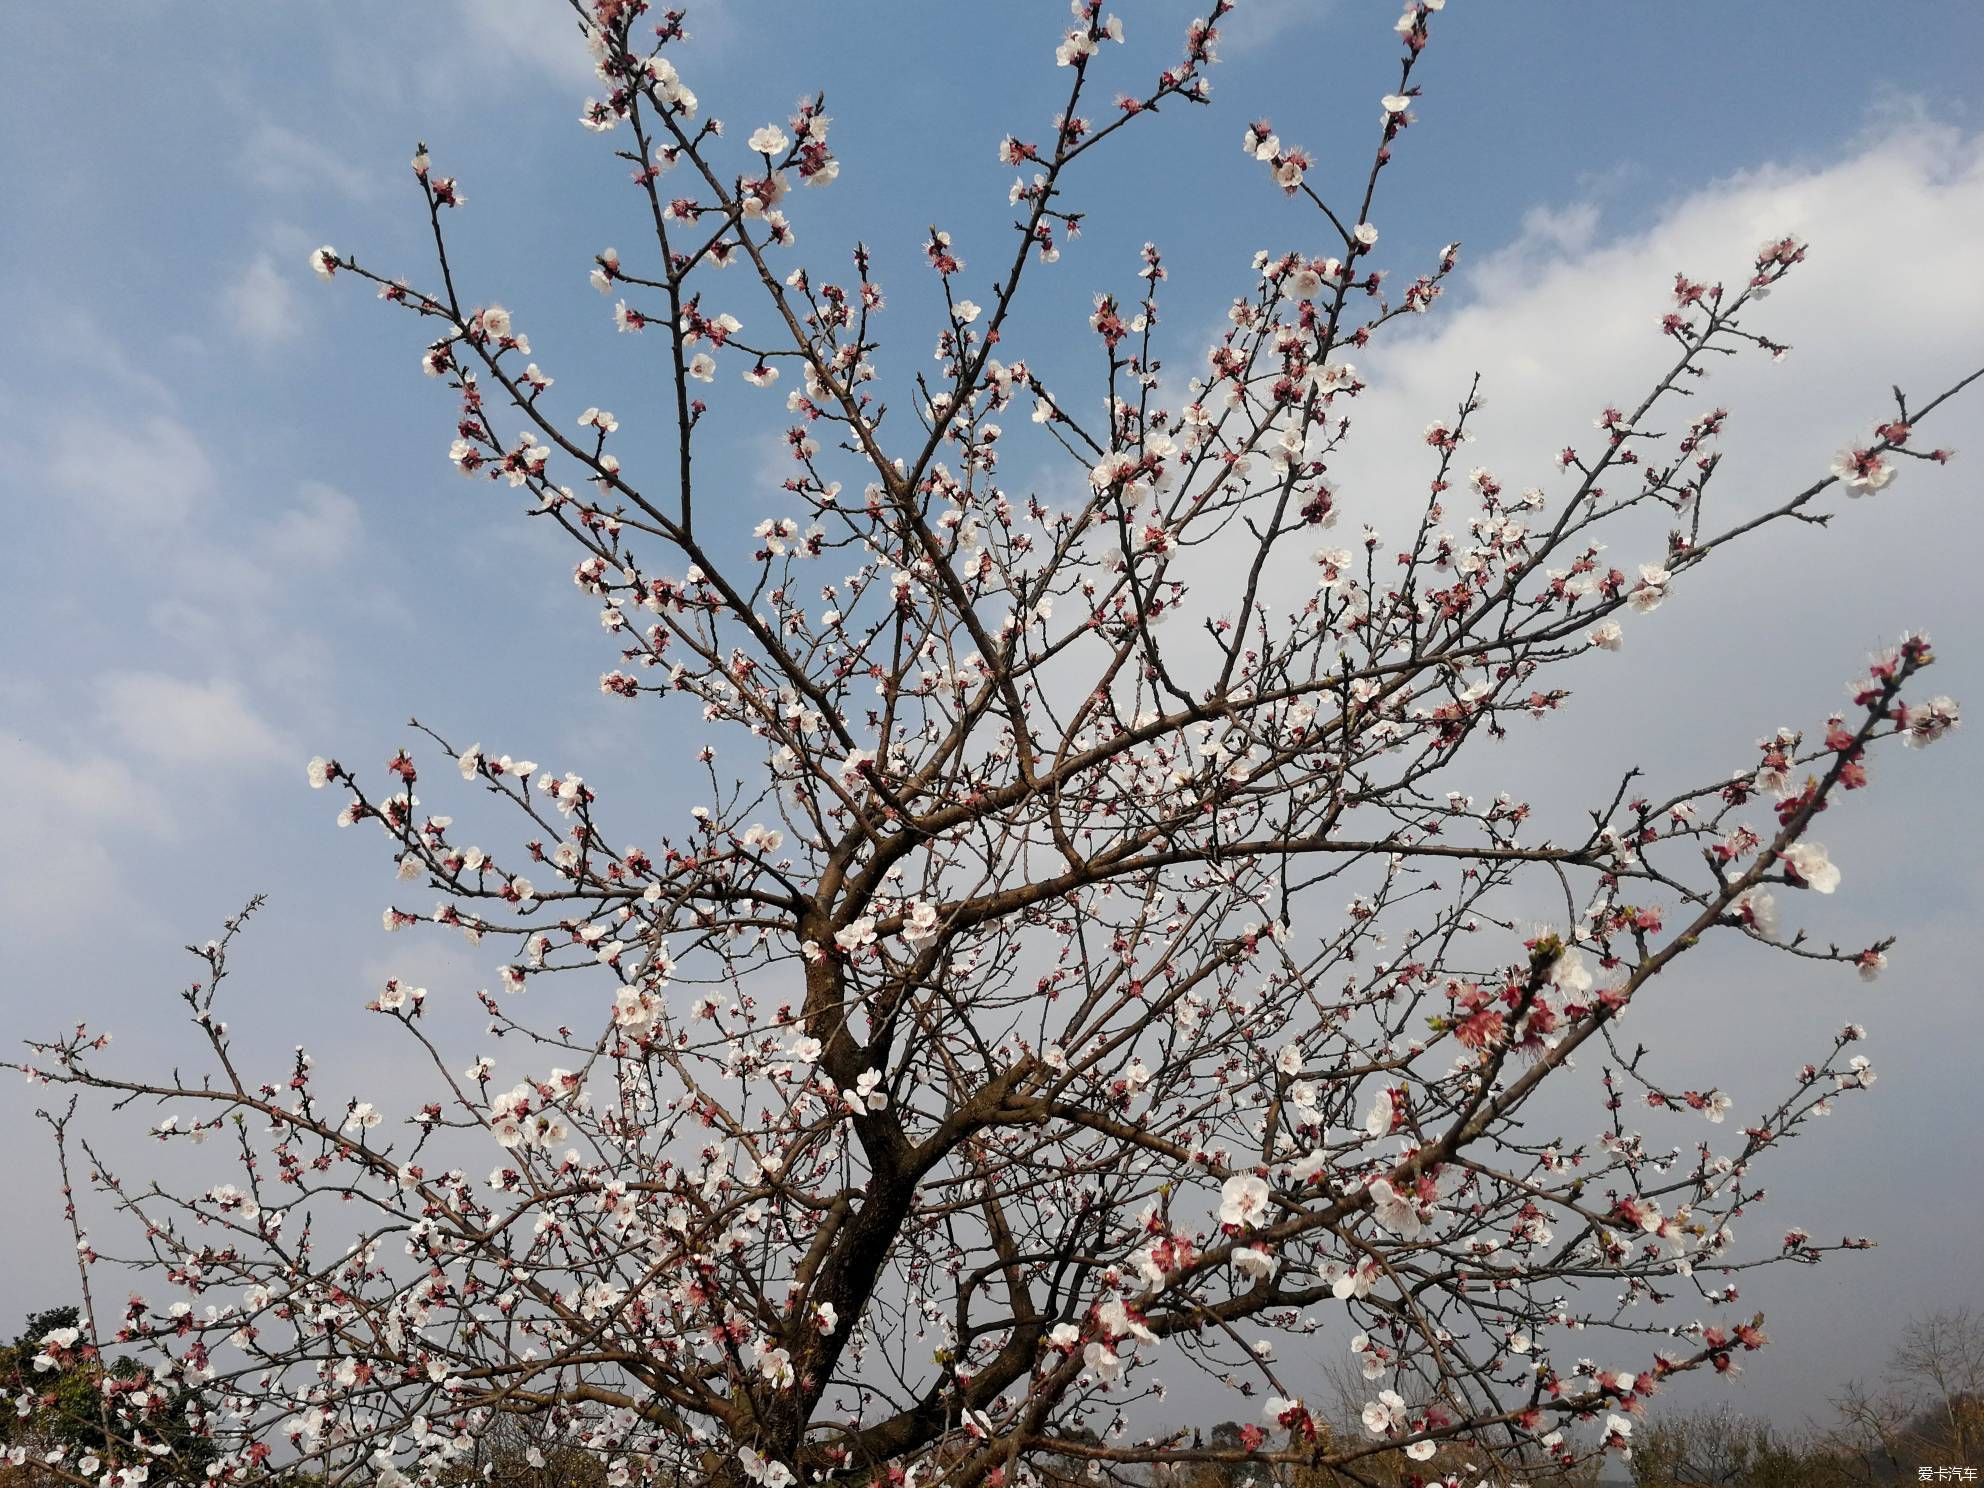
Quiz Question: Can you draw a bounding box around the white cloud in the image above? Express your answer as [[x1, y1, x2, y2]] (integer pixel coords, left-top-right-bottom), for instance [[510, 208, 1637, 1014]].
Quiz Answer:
[[1149, 118, 1984, 850], [453, 0, 600, 86], [1308, 120, 1984, 832], [0, 736, 170, 835], [46, 412, 214, 531], [1465, 199, 1603, 298], [0, 736, 170, 932], [23, 309, 180, 407], [1217, 0, 1335, 57], [263, 482, 362, 566], [440, 0, 737, 92], [227, 252, 304, 345], [98, 673, 288, 771], [1345, 124, 1984, 496], [239, 120, 376, 201]]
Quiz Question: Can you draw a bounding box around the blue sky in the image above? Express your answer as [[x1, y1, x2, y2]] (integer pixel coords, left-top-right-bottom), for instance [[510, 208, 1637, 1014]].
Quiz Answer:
[[4, 0, 1982, 1428]]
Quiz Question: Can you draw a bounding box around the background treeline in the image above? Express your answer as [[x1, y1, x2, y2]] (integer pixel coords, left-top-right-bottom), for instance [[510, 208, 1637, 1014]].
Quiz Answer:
[[5, 1305, 1977, 1487]]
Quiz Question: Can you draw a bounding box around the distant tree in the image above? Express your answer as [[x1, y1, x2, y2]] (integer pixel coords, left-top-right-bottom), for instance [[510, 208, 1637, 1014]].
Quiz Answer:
[[12, 2, 1980, 1487], [1886, 1306, 1984, 1466], [1, 1304, 214, 1488], [1635, 1311, 1984, 1487], [1820, 1379, 1918, 1485], [2, 1307, 103, 1479], [1630, 1407, 1829, 1488], [1817, 1311, 1984, 1483]]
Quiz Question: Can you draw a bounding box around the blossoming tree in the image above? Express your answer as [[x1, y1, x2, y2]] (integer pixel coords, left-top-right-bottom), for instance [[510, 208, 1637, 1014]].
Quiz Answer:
[[16, 2, 1980, 1486]]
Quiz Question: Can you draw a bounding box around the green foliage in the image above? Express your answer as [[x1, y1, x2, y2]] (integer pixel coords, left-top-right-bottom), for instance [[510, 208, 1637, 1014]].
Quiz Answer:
[[1, 1305, 216, 1486]]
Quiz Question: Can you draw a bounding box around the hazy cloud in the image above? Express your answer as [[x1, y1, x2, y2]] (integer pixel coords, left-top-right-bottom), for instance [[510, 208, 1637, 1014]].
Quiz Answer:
[[239, 120, 377, 201], [98, 673, 289, 770], [263, 482, 362, 567], [1216, 0, 1335, 57], [452, 0, 599, 86], [0, 735, 171, 931], [226, 251, 305, 345], [46, 413, 215, 532]]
